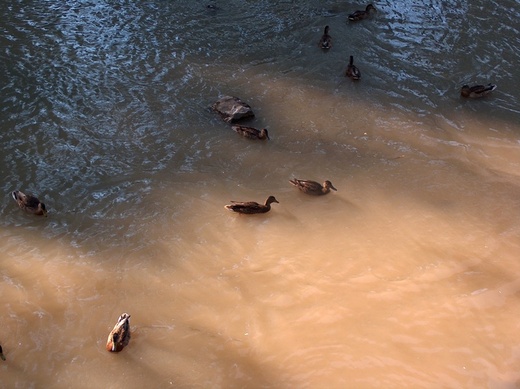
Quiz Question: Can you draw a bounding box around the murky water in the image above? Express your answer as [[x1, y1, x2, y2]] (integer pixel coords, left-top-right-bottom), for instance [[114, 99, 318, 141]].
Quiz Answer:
[[1, 0, 520, 387]]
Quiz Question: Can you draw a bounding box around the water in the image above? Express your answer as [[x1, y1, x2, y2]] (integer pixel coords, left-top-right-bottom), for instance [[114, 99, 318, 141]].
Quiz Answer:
[[1, 0, 520, 387]]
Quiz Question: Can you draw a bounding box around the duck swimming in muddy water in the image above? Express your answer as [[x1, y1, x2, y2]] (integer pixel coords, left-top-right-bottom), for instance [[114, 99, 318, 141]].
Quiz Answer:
[[225, 196, 279, 214], [231, 125, 270, 140], [106, 313, 131, 352], [289, 179, 337, 195], [348, 4, 376, 21], [345, 56, 361, 80], [460, 83, 497, 98], [12, 190, 47, 216], [318, 25, 332, 49]]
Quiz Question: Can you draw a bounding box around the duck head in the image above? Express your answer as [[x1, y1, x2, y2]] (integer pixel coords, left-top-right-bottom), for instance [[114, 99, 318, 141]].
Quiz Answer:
[[265, 196, 279, 206], [324, 181, 337, 191]]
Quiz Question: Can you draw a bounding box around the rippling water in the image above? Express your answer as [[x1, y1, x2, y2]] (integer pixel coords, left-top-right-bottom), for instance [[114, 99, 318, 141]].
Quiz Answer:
[[1, 0, 520, 387]]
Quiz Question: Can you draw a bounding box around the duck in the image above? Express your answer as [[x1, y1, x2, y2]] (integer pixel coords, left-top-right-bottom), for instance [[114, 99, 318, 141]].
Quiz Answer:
[[460, 83, 497, 98], [348, 4, 376, 21], [12, 190, 47, 216], [231, 125, 270, 140], [106, 313, 131, 352], [318, 25, 332, 49], [289, 179, 337, 195], [225, 195, 279, 214], [0, 344, 5, 361], [345, 56, 361, 80]]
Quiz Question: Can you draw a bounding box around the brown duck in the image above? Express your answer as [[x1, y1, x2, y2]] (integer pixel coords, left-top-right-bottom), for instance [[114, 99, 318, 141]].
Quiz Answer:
[[225, 195, 279, 214], [460, 83, 497, 98], [348, 4, 376, 21], [346, 56, 361, 80], [231, 125, 270, 140], [318, 25, 332, 49], [289, 179, 337, 195], [106, 313, 131, 352], [12, 190, 47, 216]]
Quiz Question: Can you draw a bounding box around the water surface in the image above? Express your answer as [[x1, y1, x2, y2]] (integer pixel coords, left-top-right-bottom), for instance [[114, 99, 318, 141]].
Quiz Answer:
[[1, 0, 520, 387]]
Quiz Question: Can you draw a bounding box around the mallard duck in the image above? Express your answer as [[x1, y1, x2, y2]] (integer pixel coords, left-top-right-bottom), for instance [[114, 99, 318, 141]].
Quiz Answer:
[[289, 179, 337, 195], [225, 195, 279, 214], [460, 83, 497, 98], [0, 344, 5, 361], [106, 313, 131, 352], [348, 4, 376, 21], [12, 190, 47, 216], [346, 56, 361, 80], [318, 25, 332, 49], [231, 125, 270, 140]]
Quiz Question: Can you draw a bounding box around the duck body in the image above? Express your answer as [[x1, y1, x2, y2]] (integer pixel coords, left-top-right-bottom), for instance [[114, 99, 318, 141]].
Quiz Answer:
[[289, 179, 337, 195], [460, 83, 497, 98], [225, 195, 279, 214], [106, 313, 131, 352], [231, 125, 270, 140], [348, 4, 376, 21], [319, 25, 332, 49], [0, 345, 5, 361], [346, 56, 361, 80], [12, 190, 47, 216]]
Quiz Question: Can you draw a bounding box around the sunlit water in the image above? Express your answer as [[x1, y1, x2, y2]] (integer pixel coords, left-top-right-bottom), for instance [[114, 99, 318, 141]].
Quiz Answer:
[[1, 0, 520, 387]]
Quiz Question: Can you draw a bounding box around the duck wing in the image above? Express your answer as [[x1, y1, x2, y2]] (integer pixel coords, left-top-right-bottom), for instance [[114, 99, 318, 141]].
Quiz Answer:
[[471, 84, 496, 94], [348, 10, 364, 20], [232, 126, 261, 139], [229, 201, 261, 208], [226, 201, 267, 213], [291, 179, 321, 191], [24, 194, 42, 208], [319, 36, 332, 49]]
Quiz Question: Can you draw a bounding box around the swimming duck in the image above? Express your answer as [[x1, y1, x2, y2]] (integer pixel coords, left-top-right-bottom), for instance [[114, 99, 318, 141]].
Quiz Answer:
[[289, 179, 337, 195], [348, 4, 376, 21], [225, 195, 279, 214], [346, 56, 361, 80], [231, 125, 270, 140], [318, 25, 332, 49], [460, 83, 497, 98], [0, 345, 5, 361], [106, 313, 131, 352], [12, 190, 47, 216]]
